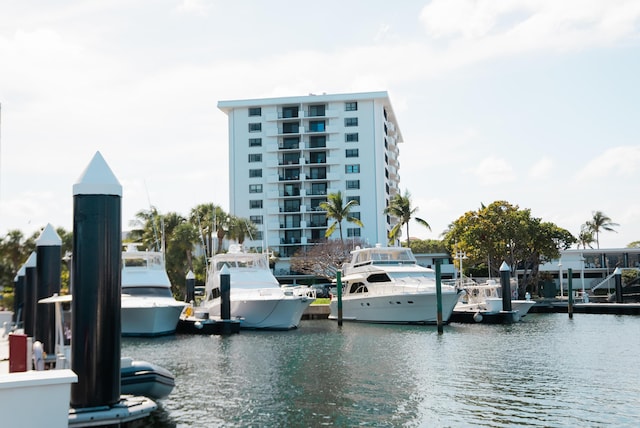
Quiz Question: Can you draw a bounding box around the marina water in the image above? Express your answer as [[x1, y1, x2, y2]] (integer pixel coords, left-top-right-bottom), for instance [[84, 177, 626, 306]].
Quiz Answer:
[[123, 314, 640, 427]]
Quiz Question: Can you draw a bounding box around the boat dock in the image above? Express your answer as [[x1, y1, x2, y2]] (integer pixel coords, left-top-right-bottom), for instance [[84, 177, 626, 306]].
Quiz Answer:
[[530, 300, 640, 315]]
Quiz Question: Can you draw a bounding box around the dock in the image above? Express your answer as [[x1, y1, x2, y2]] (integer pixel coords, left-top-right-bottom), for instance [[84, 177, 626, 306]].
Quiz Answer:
[[530, 300, 640, 315]]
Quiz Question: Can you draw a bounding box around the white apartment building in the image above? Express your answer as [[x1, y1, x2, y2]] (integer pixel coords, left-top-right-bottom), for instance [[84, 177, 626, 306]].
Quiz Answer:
[[217, 91, 403, 262]]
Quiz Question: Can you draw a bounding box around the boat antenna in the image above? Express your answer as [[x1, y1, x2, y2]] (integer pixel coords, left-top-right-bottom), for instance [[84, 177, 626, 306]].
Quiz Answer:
[[144, 180, 161, 251]]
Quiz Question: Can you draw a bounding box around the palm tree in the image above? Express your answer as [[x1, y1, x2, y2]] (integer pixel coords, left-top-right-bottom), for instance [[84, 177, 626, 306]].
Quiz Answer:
[[319, 191, 363, 244], [577, 225, 595, 249], [585, 211, 619, 249], [384, 190, 431, 247], [189, 203, 214, 258], [227, 215, 259, 246]]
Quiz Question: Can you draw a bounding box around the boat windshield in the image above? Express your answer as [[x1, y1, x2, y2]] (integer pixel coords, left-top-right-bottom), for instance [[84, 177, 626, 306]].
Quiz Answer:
[[387, 272, 436, 281], [215, 256, 268, 271], [352, 248, 417, 267], [122, 287, 173, 298]]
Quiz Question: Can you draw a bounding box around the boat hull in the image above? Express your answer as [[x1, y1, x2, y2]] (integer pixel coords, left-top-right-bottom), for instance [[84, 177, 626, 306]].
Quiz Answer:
[[328, 291, 460, 324], [121, 300, 186, 336], [202, 296, 313, 330]]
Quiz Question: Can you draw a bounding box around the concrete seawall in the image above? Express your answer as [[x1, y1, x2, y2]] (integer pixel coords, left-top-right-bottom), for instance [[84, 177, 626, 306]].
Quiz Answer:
[[303, 304, 330, 320]]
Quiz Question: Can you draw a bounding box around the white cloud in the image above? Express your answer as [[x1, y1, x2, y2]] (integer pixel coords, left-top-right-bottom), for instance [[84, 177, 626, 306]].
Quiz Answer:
[[469, 156, 516, 186], [528, 157, 554, 179], [574, 146, 640, 182]]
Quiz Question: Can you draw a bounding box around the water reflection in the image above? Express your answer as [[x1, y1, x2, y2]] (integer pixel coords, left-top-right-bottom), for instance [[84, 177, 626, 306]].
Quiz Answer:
[[122, 314, 640, 427]]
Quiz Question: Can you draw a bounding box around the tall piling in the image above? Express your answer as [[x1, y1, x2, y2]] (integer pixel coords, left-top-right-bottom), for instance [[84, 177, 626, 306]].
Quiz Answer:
[[614, 267, 623, 304], [70, 152, 122, 409], [23, 252, 37, 337], [567, 268, 574, 319], [185, 270, 195, 303], [13, 266, 25, 325], [35, 224, 62, 356], [220, 264, 231, 320], [336, 271, 343, 326], [435, 259, 443, 335], [500, 261, 512, 312]]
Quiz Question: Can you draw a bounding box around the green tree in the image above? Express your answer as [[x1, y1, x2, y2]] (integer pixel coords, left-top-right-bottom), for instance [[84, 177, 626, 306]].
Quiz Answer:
[[227, 215, 259, 246], [443, 200, 575, 296], [383, 190, 430, 247], [585, 211, 619, 249], [407, 238, 448, 254], [189, 203, 215, 258], [320, 191, 363, 244], [627, 241, 640, 248]]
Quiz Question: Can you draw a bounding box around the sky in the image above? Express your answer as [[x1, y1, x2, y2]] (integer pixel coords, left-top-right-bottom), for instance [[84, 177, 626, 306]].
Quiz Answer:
[[1, 0, 639, 249]]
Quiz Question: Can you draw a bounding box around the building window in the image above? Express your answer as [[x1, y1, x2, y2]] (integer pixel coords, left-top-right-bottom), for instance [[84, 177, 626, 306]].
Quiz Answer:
[[308, 104, 326, 117], [249, 169, 262, 178], [250, 200, 263, 209], [249, 184, 263, 193], [309, 136, 326, 148], [345, 117, 358, 127], [282, 121, 299, 134], [282, 106, 298, 118], [254, 231, 263, 240], [249, 123, 262, 132], [250, 215, 263, 224], [248, 107, 262, 117], [249, 138, 262, 147], [347, 196, 360, 204], [248, 154, 262, 162], [346, 180, 360, 189], [351, 212, 361, 221], [345, 133, 359, 142], [345, 102, 358, 111], [345, 149, 359, 158], [309, 120, 325, 132], [346, 164, 360, 174], [347, 228, 361, 237]]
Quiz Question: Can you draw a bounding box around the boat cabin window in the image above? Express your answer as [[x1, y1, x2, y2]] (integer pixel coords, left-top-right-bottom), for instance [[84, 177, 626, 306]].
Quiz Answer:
[[124, 257, 147, 267], [367, 273, 391, 283], [349, 282, 368, 293]]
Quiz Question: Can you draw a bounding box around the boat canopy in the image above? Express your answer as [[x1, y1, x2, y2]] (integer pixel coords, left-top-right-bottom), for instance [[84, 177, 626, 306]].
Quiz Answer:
[[351, 247, 417, 268]]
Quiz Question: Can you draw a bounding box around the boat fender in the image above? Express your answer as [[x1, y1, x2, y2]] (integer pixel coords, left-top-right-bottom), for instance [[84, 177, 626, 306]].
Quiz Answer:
[[194, 321, 203, 329], [33, 341, 45, 370], [473, 312, 483, 323]]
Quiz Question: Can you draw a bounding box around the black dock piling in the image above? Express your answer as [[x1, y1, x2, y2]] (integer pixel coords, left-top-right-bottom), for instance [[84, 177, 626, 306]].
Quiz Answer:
[[220, 264, 231, 334], [13, 266, 25, 325], [614, 268, 623, 303], [23, 252, 37, 337], [568, 268, 574, 319], [500, 261, 512, 312], [435, 260, 443, 335], [70, 151, 122, 409], [336, 271, 343, 326], [35, 223, 61, 357], [185, 270, 195, 303]]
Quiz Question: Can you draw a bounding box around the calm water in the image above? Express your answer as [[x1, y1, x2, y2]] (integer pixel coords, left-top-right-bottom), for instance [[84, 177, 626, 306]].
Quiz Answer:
[[122, 314, 640, 427]]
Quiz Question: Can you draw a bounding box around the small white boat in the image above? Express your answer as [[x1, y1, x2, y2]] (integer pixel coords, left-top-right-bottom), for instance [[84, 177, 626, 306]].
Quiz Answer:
[[201, 245, 314, 329], [121, 244, 186, 336], [329, 244, 460, 324], [452, 279, 536, 323]]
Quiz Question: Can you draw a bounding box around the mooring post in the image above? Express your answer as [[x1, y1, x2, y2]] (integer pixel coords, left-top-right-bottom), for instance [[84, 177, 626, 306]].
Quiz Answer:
[[435, 259, 443, 335], [220, 264, 231, 320], [13, 266, 25, 325], [70, 151, 122, 408], [23, 252, 37, 338], [567, 268, 574, 319], [185, 270, 195, 303], [336, 271, 343, 326], [35, 224, 62, 357], [500, 261, 512, 312], [614, 267, 623, 304]]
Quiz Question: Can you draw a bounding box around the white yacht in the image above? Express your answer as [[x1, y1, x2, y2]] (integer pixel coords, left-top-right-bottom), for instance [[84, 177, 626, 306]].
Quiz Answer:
[[452, 279, 536, 322], [121, 244, 186, 336], [201, 245, 314, 329], [329, 245, 460, 324]]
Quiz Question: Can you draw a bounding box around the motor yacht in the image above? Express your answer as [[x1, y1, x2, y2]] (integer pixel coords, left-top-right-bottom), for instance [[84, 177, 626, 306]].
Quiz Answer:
[[201, 245, 314, 329], [329, 244, 460, 323]]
